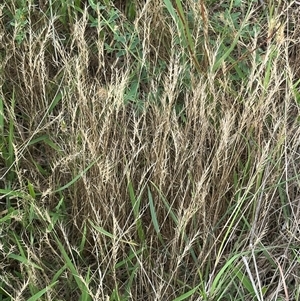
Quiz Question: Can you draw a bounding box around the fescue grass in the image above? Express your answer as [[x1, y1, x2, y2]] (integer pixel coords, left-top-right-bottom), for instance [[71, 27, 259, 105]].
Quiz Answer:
[[1, 0, 300, 300]]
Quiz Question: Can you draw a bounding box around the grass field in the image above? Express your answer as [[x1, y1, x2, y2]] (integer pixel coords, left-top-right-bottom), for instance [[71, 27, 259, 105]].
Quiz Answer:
[[0, 0, 300, 300]]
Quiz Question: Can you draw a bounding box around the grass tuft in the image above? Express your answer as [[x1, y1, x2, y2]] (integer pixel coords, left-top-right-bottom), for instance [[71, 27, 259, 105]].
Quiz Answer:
[[1, 0, 300, 300]]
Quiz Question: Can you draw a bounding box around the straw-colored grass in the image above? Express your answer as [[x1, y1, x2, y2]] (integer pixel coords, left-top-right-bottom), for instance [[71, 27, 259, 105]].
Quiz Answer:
[[0, 1, 299, 300]]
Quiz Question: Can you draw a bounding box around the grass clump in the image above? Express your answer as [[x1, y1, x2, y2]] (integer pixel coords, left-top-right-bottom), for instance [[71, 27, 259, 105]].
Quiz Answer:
[[1, 0, 300, 300]]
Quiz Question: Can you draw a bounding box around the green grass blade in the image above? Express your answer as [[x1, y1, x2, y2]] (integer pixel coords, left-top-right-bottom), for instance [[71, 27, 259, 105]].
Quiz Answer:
[[89, 220, 115, 239], [89, 220, 139, 246], [0, 188, 35, 200], [51, 264, 67, 283], [27, 180, 36, 199], [48, 90, 63, 114], [175, 0, 194, 50], [8, 253, 43, 271], [115, 247, 143, 269], [0, 210, 18, 223], [79, 222, 87, 254], [212, 9, 252, 74], [163, 0, 180, 24], [147, 186, 164, 244], [27, 281, 58, 301], [232, 266, 255, 297], [128, 180, 145, 242], [54, 234, 92, 301], [172, 285, 199, 301], [210, 252, 250, 294], [150, 181, 178, 225], [28, 134, 62, 152], [8, 95, 15, 168], [163, 0, 192, 50], [0, 97, 4, 133], [54, 156, 101, 193]]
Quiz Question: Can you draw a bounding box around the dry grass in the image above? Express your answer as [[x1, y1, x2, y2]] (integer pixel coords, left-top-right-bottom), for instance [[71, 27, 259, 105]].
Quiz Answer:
[[0, 1, 300, 300]]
